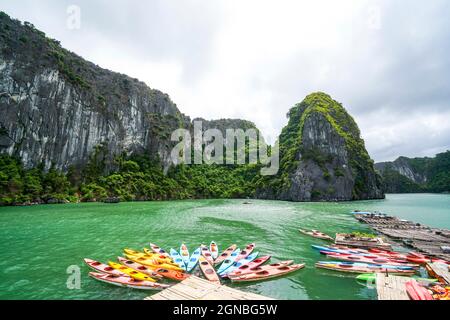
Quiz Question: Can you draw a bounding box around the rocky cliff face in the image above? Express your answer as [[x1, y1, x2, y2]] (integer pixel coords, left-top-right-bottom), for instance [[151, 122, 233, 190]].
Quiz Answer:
[[375, 157, 428, 184], [0, 12, 190, 173], [257, 93, 384, 201]]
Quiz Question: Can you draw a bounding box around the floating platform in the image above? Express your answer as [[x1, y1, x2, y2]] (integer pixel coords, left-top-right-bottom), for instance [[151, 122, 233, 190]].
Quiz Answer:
[[376, 273, 411, 300], [335, 233, 392, 250], [426, 262, 450, 285], [354, 214, 450, 261], [145, 276, 273, 300]]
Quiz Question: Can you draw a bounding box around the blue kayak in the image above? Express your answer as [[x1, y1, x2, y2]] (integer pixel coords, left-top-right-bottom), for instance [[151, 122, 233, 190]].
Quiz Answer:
[[186, 247, 202, 272], [220, 252, 259, 277], [312, 245, 367, 255], [170, 248, 187, 271], [317, 261, 414, 270], [217, 248, 241, 274]]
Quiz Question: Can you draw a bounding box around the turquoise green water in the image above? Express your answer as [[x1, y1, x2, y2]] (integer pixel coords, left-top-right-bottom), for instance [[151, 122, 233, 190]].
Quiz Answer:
[[0, 193, 448, 300]]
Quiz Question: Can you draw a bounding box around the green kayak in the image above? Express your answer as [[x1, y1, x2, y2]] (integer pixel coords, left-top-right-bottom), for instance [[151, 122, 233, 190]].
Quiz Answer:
[[356, 273, 438, 283]]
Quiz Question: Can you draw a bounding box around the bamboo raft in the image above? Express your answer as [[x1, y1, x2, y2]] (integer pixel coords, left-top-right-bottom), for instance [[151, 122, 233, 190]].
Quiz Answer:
[[354, 214, 450, 261], [145, 276, 273, 300], [334, 233, 392, 250], [426, 262, 450, 285]]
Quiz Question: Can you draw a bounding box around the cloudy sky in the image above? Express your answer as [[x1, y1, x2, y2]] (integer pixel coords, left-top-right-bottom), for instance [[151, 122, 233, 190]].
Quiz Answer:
[[2, 0, 450, 162]]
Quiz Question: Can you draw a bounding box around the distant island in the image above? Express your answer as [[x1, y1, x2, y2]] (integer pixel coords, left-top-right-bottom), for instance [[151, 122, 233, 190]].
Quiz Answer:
[[3, 11, 446, 206]]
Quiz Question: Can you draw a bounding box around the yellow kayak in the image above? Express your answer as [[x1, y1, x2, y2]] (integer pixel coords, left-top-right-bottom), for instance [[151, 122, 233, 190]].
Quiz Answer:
[[125, 254, 183, 271], [108, 261, 156, 282], [123, 249, 174, 264], [143, 248, 177, 265]]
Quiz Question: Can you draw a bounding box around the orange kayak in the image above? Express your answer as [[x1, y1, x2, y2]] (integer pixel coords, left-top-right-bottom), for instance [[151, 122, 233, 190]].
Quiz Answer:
[[230, 264, 305, 282], [215, 244, 237, 265], [89, 272, 169, 290], [116, 257, 163, 279], [152, 268, 189, 281], [198, 256, 221, 284], [228, 260, 294, 277], [84, 258, 125, 276]]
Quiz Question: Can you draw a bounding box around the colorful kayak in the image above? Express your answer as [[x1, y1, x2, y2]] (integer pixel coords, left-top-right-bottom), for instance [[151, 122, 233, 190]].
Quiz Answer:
[[220, 252, 259, 277], [406, 280, 434, 300], [324, 252, 418, 268], [230, 264, 305, 282], [117, 257, 163, 279], [317, 261, 414, 270], [89, 272, 168, 290], [169, 248, 187, 271], [180, 243, 190, 266], [315, 262, 416, 275], [228, 260, 293, 277], [227, 255, 271, 277], [215, 244, 237, 265], [235, 243, 255, 262], [125, 254, 183, 271], [198, 256, 221, 284], [200, 244, 214, 265], [299, 229, 334, 241], [108, 261, 156, 282], [84, 258, 126, 276], [217, 248, 241, 274], [356, 273, 438, 283], [149, 243, 170, 257], [186, 247, 202, 272], [142, 248, 175, 264], [210, 241, 219, 260]]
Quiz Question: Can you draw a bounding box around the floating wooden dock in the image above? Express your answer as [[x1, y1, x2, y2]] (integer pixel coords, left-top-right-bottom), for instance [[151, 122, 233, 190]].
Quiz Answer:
[[354, 213, 450, 261], [334, 233, 392, 250], [145, 276, 273, 300], [426, 262, 450, 285], [376, 273, 411, 300]]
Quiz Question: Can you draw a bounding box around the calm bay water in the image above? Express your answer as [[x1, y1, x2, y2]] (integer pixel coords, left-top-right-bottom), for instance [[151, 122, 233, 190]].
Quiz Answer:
[[0, 193, 449, 300]]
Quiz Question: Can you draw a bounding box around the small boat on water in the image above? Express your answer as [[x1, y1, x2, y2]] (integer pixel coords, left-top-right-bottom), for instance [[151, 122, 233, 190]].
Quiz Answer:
[[89, 272, 169, 290], [186, 247, 202, 272], [217, 248, 241, 274], [198, 256, 221, 284], [125, 254, 183, 271], [234, 243, 255, 262], [108, 261, 156, 282], [84, 258, 126, 276], [117, 257, 163, 279], [323, 252, 419, 268], [356, 273, 437, 284], [180, 243, 190, 266], [315, 261, 416, 275], [229, 264, 305, 282], [228, 260, 293, 277], [299, 229, 334, 241], [200, 244, 214, 265], [214, 244, 237, 265], [149, 243, 170, 258], [220, 252, 259, 277], [210, 241, 219, 260], [405, 280, 434, 300], [227, 255, 271, 277], [169, 248, 187, 271]]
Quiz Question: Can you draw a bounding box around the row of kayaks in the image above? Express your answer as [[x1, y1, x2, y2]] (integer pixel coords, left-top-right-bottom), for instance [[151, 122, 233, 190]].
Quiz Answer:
[[85, 241, 305, 290]]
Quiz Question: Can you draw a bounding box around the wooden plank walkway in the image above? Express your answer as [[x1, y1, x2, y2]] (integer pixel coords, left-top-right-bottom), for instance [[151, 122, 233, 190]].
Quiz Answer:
[[376, 273, 410, 300], [145, 276, 274, 300], [426, 262, 450, 285]]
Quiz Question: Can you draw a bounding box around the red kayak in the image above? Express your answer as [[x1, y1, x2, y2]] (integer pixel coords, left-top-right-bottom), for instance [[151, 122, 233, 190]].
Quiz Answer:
[[215, 244, 237, 265], [230, 264, 305, 282], [405, 280, 434, 300], [89, 272, 169, 290], [227, 255, 271, 277], [200, 244, 215, 265], [324, 252, 418, 268], [234, 243, 255, 262], [228, 260, 293, 277], [84, 258, 125, 276], [198, 256, 221, 284]]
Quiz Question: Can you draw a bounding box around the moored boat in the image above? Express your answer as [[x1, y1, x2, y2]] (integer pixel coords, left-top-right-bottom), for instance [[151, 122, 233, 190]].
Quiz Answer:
[[217, 248, 241, 274], [405, 280, 434, 300], [356, 273, 438, 283], [186, 247, 202, 272], [149, 243, 171, 258], [323, 252, 418, 268], [116, 257, 163, 279], [125, 254, 183, 271], [89, 272, 169, 290], [169, 248, 187, 271], [229, 264, 305, 282], [200, 244, 214, 265], [315, 261, 416, 275], [228, 260, 293, 277], [227, 255, 271, 277], [210, 241, 219, 260], [108, 261, 157, 282], [299, 229, 334, 241], [234, 243, 255, 262], [180, 243, 190, 266], [84, 258, 126, 276], [214, 244, 237, 265], [198, 256, 221, 284], [220, 252, 259, 277]]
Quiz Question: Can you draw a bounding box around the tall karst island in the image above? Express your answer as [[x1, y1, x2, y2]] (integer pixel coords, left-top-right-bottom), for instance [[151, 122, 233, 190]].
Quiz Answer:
[[0, 12, 384, 204]]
